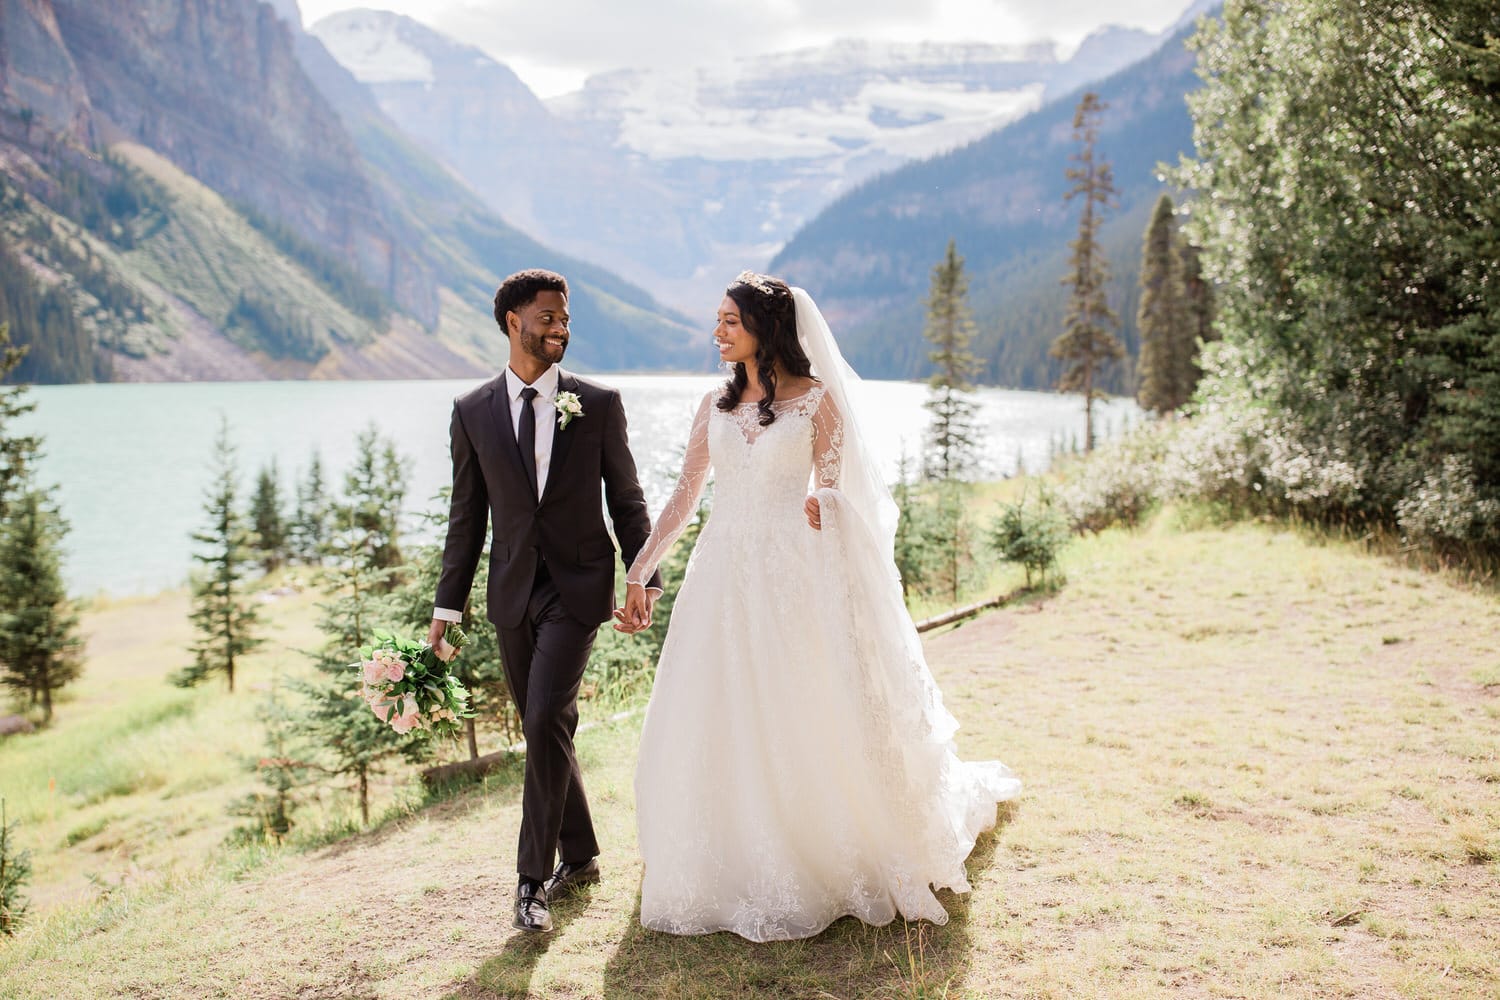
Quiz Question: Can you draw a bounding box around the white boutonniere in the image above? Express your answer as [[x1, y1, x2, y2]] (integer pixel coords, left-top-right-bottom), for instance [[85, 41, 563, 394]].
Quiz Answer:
[[553, 390, 584, 429]]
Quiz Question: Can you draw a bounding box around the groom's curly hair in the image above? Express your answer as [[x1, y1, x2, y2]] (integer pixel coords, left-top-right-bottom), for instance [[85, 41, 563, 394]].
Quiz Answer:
[[493, 269, 569, 335], [718, 271, 814, 426]]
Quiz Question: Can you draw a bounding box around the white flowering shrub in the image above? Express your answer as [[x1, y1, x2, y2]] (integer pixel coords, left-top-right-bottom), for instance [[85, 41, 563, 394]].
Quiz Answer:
[[1056, 422, 1172, 532], [1396, 455, 1500, 548]]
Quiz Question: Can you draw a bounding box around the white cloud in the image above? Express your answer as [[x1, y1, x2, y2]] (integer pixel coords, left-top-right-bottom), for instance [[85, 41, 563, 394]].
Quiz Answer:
[[296, 0, 1192, 97]]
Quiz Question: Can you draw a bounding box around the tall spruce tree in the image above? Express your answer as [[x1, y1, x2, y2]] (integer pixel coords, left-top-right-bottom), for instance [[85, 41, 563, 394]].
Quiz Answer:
[[297, 507, 413, 826], [1052, 91, 1125, 452], [389, 495, 513, 761], [249, 460, 288, 573], [0, 325, 39, 518], [297, 439, 418, 824], [1135, 194, 1186, 414], [333, 427, 406, 589], [176, 418, 262, 692], [922, 240, 985, 481], [0, 488, 82, 724], [1175, 236, 1216, 407], [290, 452, 330, 565]]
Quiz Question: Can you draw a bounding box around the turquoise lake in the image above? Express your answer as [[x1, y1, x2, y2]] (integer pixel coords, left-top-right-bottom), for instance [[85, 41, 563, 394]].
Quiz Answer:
[[17, 375, 1139, 596]]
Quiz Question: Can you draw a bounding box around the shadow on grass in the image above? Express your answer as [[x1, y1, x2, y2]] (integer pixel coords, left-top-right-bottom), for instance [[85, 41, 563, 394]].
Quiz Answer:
[[454, 885, 601, 999], [599, 825, 1006, 1000]]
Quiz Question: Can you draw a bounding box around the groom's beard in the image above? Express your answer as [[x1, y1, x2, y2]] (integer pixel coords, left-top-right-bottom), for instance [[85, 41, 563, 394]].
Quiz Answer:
[[519, 320, 568, 366]]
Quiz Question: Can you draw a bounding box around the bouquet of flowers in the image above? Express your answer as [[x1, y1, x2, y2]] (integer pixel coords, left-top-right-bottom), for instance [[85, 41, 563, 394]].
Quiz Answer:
[[356, 624, 473, 738]]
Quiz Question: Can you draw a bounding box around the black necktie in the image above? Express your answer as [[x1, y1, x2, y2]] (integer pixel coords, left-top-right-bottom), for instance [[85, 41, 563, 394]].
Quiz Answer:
[[517, 386, 539, 498]]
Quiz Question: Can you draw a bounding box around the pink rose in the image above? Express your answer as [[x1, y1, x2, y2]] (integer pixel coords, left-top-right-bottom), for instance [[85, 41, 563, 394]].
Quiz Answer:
[[378, 650, 406, 683], [369, 694, 394, 724], [361, 659, 384, 686], [389, 695, 423, 734]]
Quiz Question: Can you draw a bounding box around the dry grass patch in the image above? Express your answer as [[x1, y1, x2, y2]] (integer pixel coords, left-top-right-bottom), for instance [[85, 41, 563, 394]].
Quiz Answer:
[[2, 519, 1497, 998]]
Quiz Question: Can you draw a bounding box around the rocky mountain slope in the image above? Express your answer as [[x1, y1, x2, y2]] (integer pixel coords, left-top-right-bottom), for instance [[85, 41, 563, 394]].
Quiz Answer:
[[310, 8, 1185, 314], [770, 17, 1211, 390], [0, 0, 697, 382]]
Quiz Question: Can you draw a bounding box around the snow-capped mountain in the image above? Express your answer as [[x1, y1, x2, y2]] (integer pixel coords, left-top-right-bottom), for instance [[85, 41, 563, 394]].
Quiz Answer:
[[311, 9, 1183, 312]]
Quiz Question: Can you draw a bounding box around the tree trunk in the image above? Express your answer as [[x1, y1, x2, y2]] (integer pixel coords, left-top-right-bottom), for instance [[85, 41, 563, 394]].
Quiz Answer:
[[1084, 370, 1097, 452], [358, 768, 369, 825], [465, 717, 479, 761], [422, 749, 516, 788]]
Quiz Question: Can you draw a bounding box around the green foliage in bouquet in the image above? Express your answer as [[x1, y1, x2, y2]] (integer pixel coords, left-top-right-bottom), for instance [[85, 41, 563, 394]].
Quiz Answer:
[[355, 624, 473, 740]]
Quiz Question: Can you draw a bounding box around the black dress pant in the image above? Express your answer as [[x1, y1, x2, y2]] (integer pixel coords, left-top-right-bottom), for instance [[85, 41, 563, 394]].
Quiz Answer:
[[495, 561, 600, 883]]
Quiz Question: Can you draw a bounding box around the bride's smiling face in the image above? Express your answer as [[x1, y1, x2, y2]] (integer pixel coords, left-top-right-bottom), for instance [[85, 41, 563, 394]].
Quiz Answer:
[[714, 296, 759, 365]]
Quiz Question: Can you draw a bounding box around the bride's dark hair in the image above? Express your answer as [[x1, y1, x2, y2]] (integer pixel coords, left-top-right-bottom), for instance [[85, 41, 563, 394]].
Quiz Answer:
[[717, 271, 814, 426]]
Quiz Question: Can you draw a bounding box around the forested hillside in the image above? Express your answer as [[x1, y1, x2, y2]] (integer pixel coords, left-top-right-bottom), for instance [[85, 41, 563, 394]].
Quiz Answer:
[[0, 0, 697, 383], [773, 21, 1207, 390]]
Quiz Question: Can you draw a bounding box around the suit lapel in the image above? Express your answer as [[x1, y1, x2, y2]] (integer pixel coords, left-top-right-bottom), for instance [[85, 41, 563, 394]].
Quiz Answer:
[[487, 375, 533, 493], [541, 371, 579, 502]]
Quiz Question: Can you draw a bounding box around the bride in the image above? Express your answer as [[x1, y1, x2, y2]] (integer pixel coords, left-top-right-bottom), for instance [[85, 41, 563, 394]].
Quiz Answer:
[[616, 271, 1020, 942]]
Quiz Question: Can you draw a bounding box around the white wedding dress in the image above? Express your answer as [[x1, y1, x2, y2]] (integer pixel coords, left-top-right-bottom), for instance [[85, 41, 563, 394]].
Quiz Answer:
[[626, 291, 1020, 942]]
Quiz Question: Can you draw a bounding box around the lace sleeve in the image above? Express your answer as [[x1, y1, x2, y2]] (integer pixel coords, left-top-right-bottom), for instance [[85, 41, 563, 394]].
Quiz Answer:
[[626, 392, 714, 587], [811, 385, 844, 490]]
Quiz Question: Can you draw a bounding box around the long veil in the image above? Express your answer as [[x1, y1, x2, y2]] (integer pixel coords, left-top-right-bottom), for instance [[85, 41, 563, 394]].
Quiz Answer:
[[791, 287, 900, 573]]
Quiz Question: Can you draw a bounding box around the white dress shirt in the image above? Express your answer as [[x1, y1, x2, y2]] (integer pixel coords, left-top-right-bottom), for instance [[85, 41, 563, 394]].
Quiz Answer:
[[433, 365, 559, 624], [507, 364, 560, 499]]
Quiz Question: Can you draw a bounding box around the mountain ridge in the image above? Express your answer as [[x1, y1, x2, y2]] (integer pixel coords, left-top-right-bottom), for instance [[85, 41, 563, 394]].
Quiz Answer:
[[769, 16, 1211, 391], [0, 0, 700, 383], [310, 7, 1198, 314]]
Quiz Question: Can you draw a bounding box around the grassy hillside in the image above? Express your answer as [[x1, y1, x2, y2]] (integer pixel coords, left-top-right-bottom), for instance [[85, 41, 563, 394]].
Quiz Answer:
[[1, 515, 1496, 998]]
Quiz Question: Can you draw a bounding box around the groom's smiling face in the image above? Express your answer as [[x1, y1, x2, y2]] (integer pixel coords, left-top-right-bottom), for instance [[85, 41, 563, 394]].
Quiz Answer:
[[510, 291, 570, 366]]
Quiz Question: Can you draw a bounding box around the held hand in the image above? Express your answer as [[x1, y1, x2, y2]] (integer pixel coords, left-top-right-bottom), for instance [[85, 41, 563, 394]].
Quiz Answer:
[[804, 494, 822, 531], [428, 618, 459, 662], [612, 582, 655, 634]]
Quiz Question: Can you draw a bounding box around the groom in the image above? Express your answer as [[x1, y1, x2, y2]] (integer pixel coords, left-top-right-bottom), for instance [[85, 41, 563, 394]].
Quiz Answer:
[[428, 268, 661, 933]]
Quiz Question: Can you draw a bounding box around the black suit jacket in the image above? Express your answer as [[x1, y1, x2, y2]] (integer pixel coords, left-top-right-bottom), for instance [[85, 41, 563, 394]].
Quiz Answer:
[[435, 369, 661, 629]]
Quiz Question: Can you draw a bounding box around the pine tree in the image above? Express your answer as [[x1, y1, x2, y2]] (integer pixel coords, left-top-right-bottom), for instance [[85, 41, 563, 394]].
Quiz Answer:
[[1135, 194, 1186, 414], [333, 427, 406, 589], [176, 418, 262, 692], [0, 325, 40, 518], [228, 671, 312, 844], [1175, 237, 1216, 405], [0, 489, 83, 724], [1052, 92, 1125, 452], [389, 495, 514, 761], [297, 508, 412, 826], [922, 240, 985, 482], [0, 799, 28, 936], [290, 452, 330, 566], [249, 460, 288, 573]]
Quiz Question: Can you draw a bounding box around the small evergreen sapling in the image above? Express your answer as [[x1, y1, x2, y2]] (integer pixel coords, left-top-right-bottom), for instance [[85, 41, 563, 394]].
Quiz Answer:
[[0, 798, 29, 936], [176, 418, 262, 691]]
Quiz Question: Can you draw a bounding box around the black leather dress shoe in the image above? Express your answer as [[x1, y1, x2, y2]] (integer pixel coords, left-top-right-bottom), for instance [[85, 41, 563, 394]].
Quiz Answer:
[[543, 858, 601, 898], [513, 882, 553, 933]]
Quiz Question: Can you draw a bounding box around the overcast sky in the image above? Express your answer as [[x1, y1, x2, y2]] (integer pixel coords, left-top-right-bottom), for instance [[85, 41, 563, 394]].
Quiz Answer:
[[293, 0, 1196, 97]]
